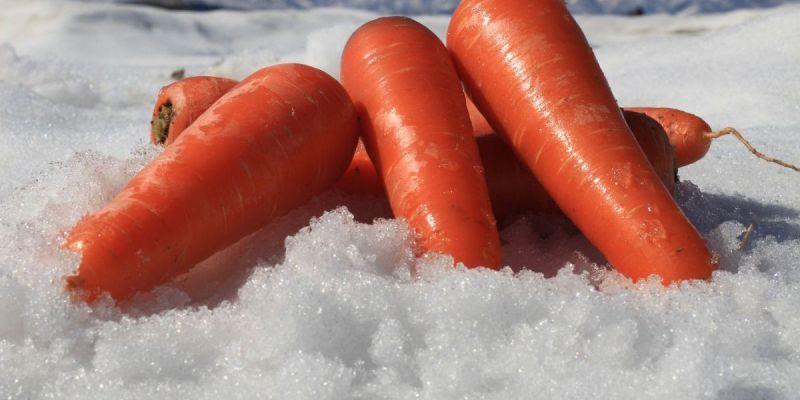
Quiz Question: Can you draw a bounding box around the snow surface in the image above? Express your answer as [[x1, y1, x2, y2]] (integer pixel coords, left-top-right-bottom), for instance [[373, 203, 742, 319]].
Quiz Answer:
[[2, 0, 800, 398]]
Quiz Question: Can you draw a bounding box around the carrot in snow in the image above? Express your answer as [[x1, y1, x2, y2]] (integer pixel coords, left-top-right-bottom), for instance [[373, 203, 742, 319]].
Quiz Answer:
[[150, 76, 238, 145], [448, 0, 715, 282], [66, 64, 360, 301], [341, 16, 501, 268]]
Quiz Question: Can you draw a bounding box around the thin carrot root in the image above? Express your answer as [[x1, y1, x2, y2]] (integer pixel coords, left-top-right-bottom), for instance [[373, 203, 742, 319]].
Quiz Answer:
[[738, 223, 754, 251], [152, 103, 174, 145], [705, 127, 800, 173]]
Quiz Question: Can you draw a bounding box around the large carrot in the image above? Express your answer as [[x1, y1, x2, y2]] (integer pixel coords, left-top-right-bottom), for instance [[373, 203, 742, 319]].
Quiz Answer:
[[341, 16, 501, 269], [448, 0, 715, 282], [66, 64, 360, 301], [150, 76, 239, 145]]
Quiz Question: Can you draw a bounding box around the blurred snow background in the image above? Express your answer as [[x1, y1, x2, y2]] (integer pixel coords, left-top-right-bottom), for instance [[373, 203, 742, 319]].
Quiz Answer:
[[92, 0, 798, 14], [1, 0, 800, 398]]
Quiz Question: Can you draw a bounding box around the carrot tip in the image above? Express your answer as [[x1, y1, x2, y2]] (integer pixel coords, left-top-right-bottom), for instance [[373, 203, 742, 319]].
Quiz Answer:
[[152, 103, 174, 145]]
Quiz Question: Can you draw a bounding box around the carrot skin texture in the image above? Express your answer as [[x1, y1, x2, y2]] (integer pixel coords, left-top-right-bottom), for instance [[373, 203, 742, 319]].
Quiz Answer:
[[67, 64, 360, 301], [448, 0, 714, 282], [625, 107, 712, 167], [341, 17, 501, 269], [150, 76, 239, 145]]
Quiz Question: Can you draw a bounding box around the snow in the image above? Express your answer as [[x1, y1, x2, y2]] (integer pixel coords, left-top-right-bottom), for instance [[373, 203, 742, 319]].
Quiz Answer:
[[2, 0, 800, 398]]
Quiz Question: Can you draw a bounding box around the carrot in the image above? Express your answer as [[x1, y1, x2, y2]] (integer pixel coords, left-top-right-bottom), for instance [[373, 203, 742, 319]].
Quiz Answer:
[[341, 16, 501, 269], [448, 0, 715, 282], [150, 76, 238, 145], [66, 63, 360, 301]]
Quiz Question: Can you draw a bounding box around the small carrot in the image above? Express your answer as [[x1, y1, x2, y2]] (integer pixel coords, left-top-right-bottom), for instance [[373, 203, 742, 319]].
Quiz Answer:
[[150, 76, 239, 145], [341, 16, 501, 269], [448, 0, 715, 282], [66, 64, 360, 301]]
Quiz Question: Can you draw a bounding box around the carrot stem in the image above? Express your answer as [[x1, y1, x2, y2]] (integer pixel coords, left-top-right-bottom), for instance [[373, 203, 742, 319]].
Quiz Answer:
[[705, 127, 800, 173], [152, 103, 174, 145]]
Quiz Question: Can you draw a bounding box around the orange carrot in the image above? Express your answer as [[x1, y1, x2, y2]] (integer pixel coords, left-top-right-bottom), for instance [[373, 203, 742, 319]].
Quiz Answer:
[[448, 0, 715, 282], [150, 76, 238, 145], [66, 64, 360, 301], [341, 16, 501, 269]]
